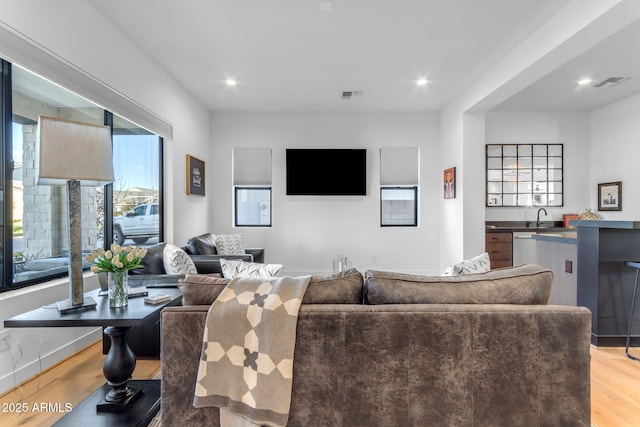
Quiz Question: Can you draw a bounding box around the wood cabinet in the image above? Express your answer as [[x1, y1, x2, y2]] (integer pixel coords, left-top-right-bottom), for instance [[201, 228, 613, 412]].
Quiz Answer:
[[486, 232, 512, 269]]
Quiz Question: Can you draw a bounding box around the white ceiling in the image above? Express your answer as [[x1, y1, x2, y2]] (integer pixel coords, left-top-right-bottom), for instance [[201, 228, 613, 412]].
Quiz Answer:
[[88, 0, 579, 113]]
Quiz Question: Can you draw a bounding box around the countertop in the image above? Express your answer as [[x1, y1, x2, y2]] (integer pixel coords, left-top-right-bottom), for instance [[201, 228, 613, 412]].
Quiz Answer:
[[485, 221, 570, 233], [532, 232, 577, 244], [569, 220, 640, 229]]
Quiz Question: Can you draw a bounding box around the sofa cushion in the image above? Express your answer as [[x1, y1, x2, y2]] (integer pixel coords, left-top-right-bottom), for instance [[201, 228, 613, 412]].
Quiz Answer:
[[136, 242, 167, 274], [214, 234, 246, 256], [442, 252, 490, 276], [364, 263, 552, 305], [187, 233, 218, 255], [302, 268, 364, 304], [163, 244, 198, 275], [220, 259, 282, 279], [179, 274, 229, 306]]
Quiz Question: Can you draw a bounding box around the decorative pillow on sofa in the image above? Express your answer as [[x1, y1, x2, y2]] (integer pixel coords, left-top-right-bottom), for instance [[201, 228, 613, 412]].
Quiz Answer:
[[178, 274, 230, 306], [302, 268, 364, 304], [442, 252, 490, 276], [214, 234, 246, 256], [163, 243, 198, 275], [136, 242, 167, 274], [364, 263, 552, 305], [220, 259, 282, 279]]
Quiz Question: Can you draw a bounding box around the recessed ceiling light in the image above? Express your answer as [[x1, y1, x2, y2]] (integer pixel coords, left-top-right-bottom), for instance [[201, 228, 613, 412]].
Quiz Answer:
[[225, 79, 237, 87], [319, 1, 335, 12], [578, 78, 593, 86], [416, 78, 428, 86]]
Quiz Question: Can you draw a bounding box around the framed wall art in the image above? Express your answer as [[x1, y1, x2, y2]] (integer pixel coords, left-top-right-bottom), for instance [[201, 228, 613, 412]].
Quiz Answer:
[[598, 181, 621, 211], [444, 167, 456, 199], [186, 154, 205, 196]]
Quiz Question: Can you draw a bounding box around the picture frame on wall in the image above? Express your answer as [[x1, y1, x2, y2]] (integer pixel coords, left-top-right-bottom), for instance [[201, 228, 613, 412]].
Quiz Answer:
[[186, 154, 205, 196], [598, 181, 621, 211], [444, 167, 456, 199]]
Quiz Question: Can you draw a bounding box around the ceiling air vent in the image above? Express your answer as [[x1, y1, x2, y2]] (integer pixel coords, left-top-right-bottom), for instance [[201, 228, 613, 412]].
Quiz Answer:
[[342, 90, 363, 99], [592, 76, 631, 88]]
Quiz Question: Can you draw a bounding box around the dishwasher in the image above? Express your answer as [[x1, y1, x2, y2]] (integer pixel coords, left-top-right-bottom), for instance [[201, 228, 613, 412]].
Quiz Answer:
[[512, 232, 538, 265]]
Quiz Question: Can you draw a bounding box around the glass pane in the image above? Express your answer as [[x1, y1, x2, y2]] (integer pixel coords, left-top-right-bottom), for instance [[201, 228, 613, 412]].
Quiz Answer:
[[548, 182, 562, 193], [532, 194, 547, 206], [12, 65, 104, 285], [487, 182, 502, 193], [503, 157, 517, 169], [503, 194, 517, 206], [503, 182, 517, 193], [517, 194, 532, 206], [487, 194, 502, 206], [518, 145, 532, 156], [487, 145, 501, 157], [503, 169, 517, 181], [548, 194, 562, 206], [518, 181, 532, 193], [112, 115, 161, 246], [487, 158, 502, 169], [236, 187, 271, 226], [533, 145, 547, 156], [548, 145, 562, 156], [533, 182, 547, 193], [381, 187, 417, 226], [518, 169, 532, 181], [518, 158, 532, 169], [548, 170, 562, 181], [533, 157, 547, 168], [533, 169, 547, 181], [503, 145, 517, 156], [548, 157, 562, 168], [487, 170, 502, 181]]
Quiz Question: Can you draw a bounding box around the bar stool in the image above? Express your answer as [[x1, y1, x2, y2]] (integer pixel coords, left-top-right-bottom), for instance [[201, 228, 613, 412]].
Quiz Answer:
[[624, 261, 640, 361]]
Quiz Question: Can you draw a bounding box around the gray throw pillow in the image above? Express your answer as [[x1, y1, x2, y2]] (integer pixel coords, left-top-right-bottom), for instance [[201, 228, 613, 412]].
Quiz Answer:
[[179, 274, 229, 306], [302, 268, 364, 304]]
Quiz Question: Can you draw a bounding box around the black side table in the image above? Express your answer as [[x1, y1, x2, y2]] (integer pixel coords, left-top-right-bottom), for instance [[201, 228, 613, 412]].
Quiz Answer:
[[4, 287, 182, 426]]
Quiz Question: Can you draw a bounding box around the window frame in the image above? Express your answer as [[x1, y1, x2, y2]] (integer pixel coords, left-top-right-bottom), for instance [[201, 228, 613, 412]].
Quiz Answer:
[[380, 186, 419, 227], [234, 186, 272, 227]]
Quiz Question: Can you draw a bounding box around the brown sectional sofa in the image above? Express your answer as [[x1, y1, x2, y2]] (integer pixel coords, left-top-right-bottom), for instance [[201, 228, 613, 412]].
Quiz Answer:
[[161, 264, 591, 426]]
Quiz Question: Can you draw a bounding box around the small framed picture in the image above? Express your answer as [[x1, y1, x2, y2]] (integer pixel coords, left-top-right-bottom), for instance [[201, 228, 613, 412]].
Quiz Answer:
[[598, 181, 621, 211], [186, 155, 205, 196], [444, 167, 456, 199]]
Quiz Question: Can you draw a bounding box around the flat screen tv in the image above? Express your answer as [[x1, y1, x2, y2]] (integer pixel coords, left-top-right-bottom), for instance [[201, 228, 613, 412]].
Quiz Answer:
[[286, 149, 366, 196]]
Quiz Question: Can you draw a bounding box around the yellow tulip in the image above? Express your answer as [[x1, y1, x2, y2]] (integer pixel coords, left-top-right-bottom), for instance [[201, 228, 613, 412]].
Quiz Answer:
[[90, 265, 99, 272]]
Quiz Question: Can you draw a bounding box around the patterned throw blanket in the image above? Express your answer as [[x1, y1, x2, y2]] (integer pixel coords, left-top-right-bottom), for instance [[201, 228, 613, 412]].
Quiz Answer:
[[193, 276, 311, 427]]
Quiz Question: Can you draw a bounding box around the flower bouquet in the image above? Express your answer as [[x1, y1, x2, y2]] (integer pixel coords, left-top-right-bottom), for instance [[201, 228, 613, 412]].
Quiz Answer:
[[85, 244, 147, 307]]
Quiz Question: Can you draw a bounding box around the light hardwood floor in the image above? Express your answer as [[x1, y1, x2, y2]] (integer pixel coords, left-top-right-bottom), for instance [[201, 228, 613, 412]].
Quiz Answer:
[[0, 341, 639, 426]]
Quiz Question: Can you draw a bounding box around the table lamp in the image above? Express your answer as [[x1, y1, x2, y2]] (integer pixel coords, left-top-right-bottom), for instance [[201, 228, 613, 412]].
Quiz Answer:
[[36, 116, 114, 313]]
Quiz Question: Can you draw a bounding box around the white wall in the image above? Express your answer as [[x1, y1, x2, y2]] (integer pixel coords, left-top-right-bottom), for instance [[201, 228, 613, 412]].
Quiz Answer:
[[210, 112, 441, 276], [485, 112, 591, 222], [590, 93, 640, 219], [0, 0, 211, 395]]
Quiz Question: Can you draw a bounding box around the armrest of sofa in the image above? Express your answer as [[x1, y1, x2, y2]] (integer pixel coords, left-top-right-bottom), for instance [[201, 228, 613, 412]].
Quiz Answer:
[[245, 248, 264, 263]]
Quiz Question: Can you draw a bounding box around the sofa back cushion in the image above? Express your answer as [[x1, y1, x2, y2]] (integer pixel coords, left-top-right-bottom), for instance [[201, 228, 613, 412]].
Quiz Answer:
[[364, 264, 552, 305], [187, 233, 218, 255], [179, 268, 364, 306], [179, 274, 229, 306], [302, 268, 364, 304], [136, 242, 167, 274]]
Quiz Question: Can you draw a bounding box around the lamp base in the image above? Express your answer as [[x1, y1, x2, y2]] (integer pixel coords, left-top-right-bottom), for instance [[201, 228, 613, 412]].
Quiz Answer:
[[56, 296, 97, 314]]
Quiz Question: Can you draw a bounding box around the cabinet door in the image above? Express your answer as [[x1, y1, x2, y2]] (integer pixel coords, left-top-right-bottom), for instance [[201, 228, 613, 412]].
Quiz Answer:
[[486, 232, 512, 269]]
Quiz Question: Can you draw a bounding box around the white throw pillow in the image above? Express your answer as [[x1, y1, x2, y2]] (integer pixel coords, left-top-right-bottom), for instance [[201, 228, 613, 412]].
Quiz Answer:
[[442, 252, 491, 277], [220, 259, 283, 279], [163, 243, 197, 275], [214, 234, 246, 256]]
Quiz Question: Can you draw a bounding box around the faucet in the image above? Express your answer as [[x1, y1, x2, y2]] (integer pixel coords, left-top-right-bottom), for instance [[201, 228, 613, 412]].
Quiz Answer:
[[536, 208, 548, 227]]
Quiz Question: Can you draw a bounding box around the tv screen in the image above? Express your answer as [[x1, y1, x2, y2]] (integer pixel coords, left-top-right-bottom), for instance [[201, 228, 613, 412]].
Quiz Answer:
[[286, 149, 366, 196]]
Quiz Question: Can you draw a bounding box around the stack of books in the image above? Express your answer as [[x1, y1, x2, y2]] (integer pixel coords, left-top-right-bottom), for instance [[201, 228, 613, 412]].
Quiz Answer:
[[144, 294, 172, 305]]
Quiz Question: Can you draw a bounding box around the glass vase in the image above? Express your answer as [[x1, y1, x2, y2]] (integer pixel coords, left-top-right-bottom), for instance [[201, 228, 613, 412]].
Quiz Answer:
[[108, 271, 128, 308]]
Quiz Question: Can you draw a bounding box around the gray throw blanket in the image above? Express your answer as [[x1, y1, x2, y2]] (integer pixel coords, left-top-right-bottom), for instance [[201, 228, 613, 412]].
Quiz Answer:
[[194, 276, 311, 427]]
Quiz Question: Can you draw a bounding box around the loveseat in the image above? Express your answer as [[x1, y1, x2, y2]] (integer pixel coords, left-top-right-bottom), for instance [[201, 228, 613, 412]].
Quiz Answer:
[[161, 264, 591, 426]]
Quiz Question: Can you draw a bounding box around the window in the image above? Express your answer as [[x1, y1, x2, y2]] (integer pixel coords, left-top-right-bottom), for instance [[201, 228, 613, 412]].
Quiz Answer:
[[235, 187, 272, 227], [233, 148, 271, 227], [380, 186, 418, 226], [486, 144, 563, 207], [1, 61, 163, 292], [379, 147, 419, 227]]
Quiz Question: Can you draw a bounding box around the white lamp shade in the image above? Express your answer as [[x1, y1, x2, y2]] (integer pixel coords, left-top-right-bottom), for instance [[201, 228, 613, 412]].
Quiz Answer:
[[36, 116, 114, 186]]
